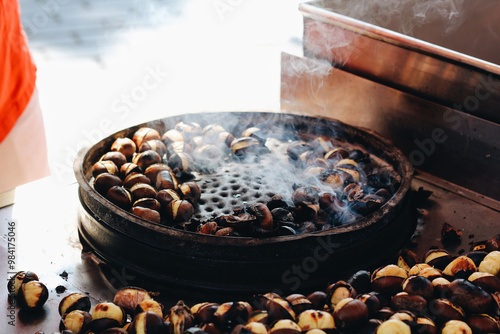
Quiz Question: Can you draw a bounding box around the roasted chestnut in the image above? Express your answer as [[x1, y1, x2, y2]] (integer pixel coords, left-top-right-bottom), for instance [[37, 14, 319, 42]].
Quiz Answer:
[[7, 271, 39, 297], [132, 127, 161, 148], [397, 249, 420, 272], [144, 163, 171, 185], [135, 299, 163, 318], [446, 278, 493, 314], [100, 151, 127, 169], [156, 189, 181, 212], [442, 255, 477, 279], [179, 182, 201, 204], [130, 206, 161, 224], [326, 280, 356, 309], [371, 264, 407, 296], [123, 173, 152, 189], [132, 198, 161, 213], [113, 287, 152, 315], [478, 250, 500, 276], [92, 302, 126, 326], [297, 309, 334, 332], [427, 298, 465, 325], [59, 292, 91, 316], [231, 137, 262, 158], [191, 302, 220, 325], [390, 292, 427, 314], [265, 297, 295, 324], [156, 170, 179, 191], [106, 186, 132, 210], [18, 280, 49, 309], [468, 271, 500, 293], [285, 294, 313, 316], [165, 200, 194, 224], [269, 319, 301, 334], [287, 141, 313, 161], [162, 129, 184, 147], [132, 150, 162, 170], [214, 301, 252, 329], [375, 319, 411, 334], [175, 121, 202, 138], [333, 298, 369, 331], [130, 183, 157, 201], [424, 249, 453, 270], [60, 310, 92, 334], [139, 139, 167, 157], [94, 173, 123, 196], [129, 311, 168, 334], [324, 148, 349, 163], [402, 276, 434, 301], [110, 137, 136, 160], [441, 320, 472, 334], [92, 160, 119, 178], [168, 152, 194, 173], [120, 162, 142, 179]]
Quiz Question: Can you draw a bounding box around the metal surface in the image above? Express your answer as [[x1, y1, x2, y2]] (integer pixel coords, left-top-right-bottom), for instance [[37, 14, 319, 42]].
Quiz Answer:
[[299, 0, 500, 124], [74, 111, 414, 296], [281, 53, 500, 202]]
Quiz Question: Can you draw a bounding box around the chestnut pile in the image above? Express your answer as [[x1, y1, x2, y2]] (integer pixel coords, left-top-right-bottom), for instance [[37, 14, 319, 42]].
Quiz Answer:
[[9, 235, 500, 333], [91, 121, 398, 236]]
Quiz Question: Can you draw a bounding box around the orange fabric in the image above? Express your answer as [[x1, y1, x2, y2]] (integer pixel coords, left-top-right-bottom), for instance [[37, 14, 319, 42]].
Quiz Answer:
[[0, 0, 37, 144]]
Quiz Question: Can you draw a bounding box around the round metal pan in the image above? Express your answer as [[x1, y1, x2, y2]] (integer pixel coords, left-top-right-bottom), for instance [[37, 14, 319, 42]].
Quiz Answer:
[[74, 111, 414, 298]]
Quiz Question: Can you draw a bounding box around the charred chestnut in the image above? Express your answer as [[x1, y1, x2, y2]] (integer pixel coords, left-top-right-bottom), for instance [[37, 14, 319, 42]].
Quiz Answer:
[[446, 278, 492, 314], [375, 319, 411, 334], [100, 151, 127, 169], [133, 127, 161, 148], [132, 198, 161, 212], [157, 189, 181, 212], [231, 137, 262, 158], [478, 250, 500, 276], [424, 249, 452, 270], [139, 139, 167, 157], [269, 319, 301, 334], [297, 310, 335, 332], [179, 182, 201, 204], [113, 287, 152, 315], [110, 137, 136, 160], [442, 255, 477, 279], [59, 292, 91, 316], [129, 311, 168, 334], [92, 302, 126, 326], [402, 276, 434, 301], [285, 294, 313, 316], [144, 163, 171, 185], [156, 170, 179, 191], [287, 141, 313, 161], [371, 264, 407, 296], [168, 152, 194, 173], [162, 129, 184, 147], [333, 298, 369, 331], [132, 150, 162, 170], [94, 173, 123, 196], [441, 320, 472, 334], [468, 271, 500, 293], [106, 186, 132, 210], [18, 281, 49, 309], [135, 299, 163, 318], [60, 310, 92, 334], [175, 121, 202, 138], [326, 280, 356, 309], [427, 298, 465, 326], [120, 162, 142, 179], [130, 183, 157, 201], [130, 206, 161, 224], [390, 292, 427, 314], [266, 297, 295, 323], [92, 160, 119, 178], [7, 271, 39, 298], [165, 200, 194, 223]]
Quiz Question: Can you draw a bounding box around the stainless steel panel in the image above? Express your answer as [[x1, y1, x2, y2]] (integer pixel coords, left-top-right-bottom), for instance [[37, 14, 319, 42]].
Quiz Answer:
[[300, 0, 500, 124], [281, 53, 500, 201]]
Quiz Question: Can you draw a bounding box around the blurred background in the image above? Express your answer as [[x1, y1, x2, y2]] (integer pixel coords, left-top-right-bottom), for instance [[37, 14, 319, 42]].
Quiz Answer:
[[19, 0, 304, 186]]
